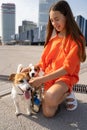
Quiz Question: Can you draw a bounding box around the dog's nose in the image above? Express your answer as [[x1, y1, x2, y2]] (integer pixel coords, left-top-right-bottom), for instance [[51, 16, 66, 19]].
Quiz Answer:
[[32, 73, 35, 77], [27, 87, 31, 91]]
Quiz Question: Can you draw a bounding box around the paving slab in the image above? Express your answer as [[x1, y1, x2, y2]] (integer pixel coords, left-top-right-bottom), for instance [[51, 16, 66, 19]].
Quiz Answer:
[[0, 93, 87, 130], [0, 45, 87, 130]]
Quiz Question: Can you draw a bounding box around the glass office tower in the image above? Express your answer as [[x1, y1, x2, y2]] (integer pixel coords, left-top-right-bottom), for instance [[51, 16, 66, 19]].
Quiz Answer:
[[75, 15, 87, 44], [1, 3, 15, 44], [38, 0, 58, 27]]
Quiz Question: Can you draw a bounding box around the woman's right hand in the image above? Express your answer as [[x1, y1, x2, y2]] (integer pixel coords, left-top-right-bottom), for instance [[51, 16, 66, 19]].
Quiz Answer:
[[29, 76, 44, 88], [21, 67, 29, 73]]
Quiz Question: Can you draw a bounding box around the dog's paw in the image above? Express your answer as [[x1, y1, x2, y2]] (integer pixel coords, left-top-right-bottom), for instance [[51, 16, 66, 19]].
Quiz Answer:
[[27, 109, 31, 116], [33, 105, 40, 113], [27, 108, 31, 116], [15, 111, 21, 116]]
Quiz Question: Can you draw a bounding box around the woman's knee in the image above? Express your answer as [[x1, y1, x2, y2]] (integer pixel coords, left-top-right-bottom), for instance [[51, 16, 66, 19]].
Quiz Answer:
[[42, 93, 58, 117], [44, 91, 58, 107], [42, 104, 58, 118]]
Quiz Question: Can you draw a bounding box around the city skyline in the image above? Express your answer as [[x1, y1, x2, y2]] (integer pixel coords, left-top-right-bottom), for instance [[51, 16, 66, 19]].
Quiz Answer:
[[0, 0, 87, 36]]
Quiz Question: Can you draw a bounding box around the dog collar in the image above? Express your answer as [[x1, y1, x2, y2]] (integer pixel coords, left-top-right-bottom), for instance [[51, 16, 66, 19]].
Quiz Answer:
[[18, 86, 24, 93], [17, 93, 23, 95], [16, 86, 24, 95]]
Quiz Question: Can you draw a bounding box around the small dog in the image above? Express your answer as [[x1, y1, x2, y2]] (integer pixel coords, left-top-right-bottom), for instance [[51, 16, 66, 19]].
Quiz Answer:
[[28, 63, 40, 78], [9, 64, 32, 116], [28, 64, 44, 112], [28, 63, 44, 93]]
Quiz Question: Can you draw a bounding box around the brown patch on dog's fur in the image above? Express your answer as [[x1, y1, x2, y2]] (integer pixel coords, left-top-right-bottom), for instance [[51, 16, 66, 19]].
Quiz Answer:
[[9, 72, 30, 85]]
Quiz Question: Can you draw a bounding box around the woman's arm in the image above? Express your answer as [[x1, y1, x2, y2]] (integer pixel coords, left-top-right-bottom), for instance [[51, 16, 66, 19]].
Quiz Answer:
[[42, 67, 67, 82], [29, 67, 67, 87]]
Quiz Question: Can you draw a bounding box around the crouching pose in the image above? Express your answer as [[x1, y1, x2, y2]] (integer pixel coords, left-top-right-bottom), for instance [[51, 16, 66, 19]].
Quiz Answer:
[[22, 0, 86, 117]]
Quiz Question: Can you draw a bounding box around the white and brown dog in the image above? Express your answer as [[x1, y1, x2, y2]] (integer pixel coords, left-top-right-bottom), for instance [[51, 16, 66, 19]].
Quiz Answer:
[[28, 64, 44, 112], [9, 64, 32, 116], [28, 63, 41, 78], [28, 63, 44, 93]]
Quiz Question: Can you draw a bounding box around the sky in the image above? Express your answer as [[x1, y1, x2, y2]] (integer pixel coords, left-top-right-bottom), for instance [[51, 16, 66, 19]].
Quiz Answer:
[[0, 0, 87, 36]]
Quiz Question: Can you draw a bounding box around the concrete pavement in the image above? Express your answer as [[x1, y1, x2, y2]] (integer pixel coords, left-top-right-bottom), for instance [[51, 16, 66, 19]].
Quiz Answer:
[[0, 45, 87, 130]]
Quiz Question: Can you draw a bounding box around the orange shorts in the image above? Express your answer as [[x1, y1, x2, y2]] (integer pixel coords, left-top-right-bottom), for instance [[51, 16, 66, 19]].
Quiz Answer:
[[44, 77, 74, 92]]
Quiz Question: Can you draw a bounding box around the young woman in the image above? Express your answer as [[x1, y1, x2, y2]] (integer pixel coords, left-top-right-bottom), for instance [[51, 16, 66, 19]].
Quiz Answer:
[[22, 0, 86, 117]]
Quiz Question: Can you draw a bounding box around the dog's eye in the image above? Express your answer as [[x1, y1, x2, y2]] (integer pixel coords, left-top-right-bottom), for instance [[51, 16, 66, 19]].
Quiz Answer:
[[34, 68, 37, 71], [19, 80, 24, 83]]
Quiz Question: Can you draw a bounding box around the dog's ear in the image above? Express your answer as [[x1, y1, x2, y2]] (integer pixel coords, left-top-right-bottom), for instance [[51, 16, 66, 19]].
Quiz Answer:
[[9, 73, 16, 81], [17, 64, 23, 73], [35, 65, 40, 71], [29, 63, 33, 68], [37, 66, 40, 71]]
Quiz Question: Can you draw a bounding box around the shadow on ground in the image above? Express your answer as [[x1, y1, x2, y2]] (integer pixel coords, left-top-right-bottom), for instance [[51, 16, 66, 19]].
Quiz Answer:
[[0, 94, 87, 130], [24, 101, 87, 130]]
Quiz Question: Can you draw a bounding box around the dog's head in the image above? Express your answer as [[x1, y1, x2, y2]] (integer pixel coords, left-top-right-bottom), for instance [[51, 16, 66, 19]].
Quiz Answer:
[[9, 72, 31, 91], [9, 72, 32, 99], [29, 64, 40, 78]]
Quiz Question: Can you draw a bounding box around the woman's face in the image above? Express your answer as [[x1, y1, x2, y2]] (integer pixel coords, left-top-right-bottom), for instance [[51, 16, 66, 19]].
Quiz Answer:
[[50, 10, 66, 35]]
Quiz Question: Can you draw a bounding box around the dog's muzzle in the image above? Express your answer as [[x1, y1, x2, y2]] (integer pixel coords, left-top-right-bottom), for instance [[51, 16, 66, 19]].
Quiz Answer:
[[18, 86, 32, 99]]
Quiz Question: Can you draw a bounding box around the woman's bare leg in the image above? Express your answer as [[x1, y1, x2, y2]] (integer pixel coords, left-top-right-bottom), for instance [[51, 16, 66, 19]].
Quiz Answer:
[[42, 81, 69, 117]]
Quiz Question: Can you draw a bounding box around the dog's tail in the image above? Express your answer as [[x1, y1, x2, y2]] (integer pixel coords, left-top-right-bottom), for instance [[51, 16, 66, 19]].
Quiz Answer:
[[17, 64, 23, 73]]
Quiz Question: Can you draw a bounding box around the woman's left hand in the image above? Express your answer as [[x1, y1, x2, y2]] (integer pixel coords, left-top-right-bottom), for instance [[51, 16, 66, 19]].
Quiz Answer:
[[29, 76, 43, 88]]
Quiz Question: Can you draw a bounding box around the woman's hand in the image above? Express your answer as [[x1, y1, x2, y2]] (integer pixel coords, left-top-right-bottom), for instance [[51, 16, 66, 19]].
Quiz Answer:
[[21, 67, 29, 73], [29, 76, 43, 88]]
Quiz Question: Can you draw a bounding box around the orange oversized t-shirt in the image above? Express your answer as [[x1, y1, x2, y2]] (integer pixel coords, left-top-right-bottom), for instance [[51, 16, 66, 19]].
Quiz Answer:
[[38, 35, 80, 91]]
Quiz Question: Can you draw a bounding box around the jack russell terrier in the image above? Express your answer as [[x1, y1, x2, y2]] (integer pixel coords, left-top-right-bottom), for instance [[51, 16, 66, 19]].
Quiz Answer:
[[28, 64, 44, 112], [9, 64, 32, 116]]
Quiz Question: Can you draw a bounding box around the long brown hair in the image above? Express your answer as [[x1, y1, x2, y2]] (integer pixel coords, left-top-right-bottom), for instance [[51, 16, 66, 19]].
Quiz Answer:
[[45, 0, 86, 62]]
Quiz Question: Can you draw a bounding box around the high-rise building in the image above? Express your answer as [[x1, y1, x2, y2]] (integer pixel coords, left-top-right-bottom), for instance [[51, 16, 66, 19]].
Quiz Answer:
[[18, 20, 37, 41], [38, 0, 58, 27], [18, 20, 37, 34], [85, 20, 87, 43], [75, 15, 87, 44], [1, 3, 15, 44]]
